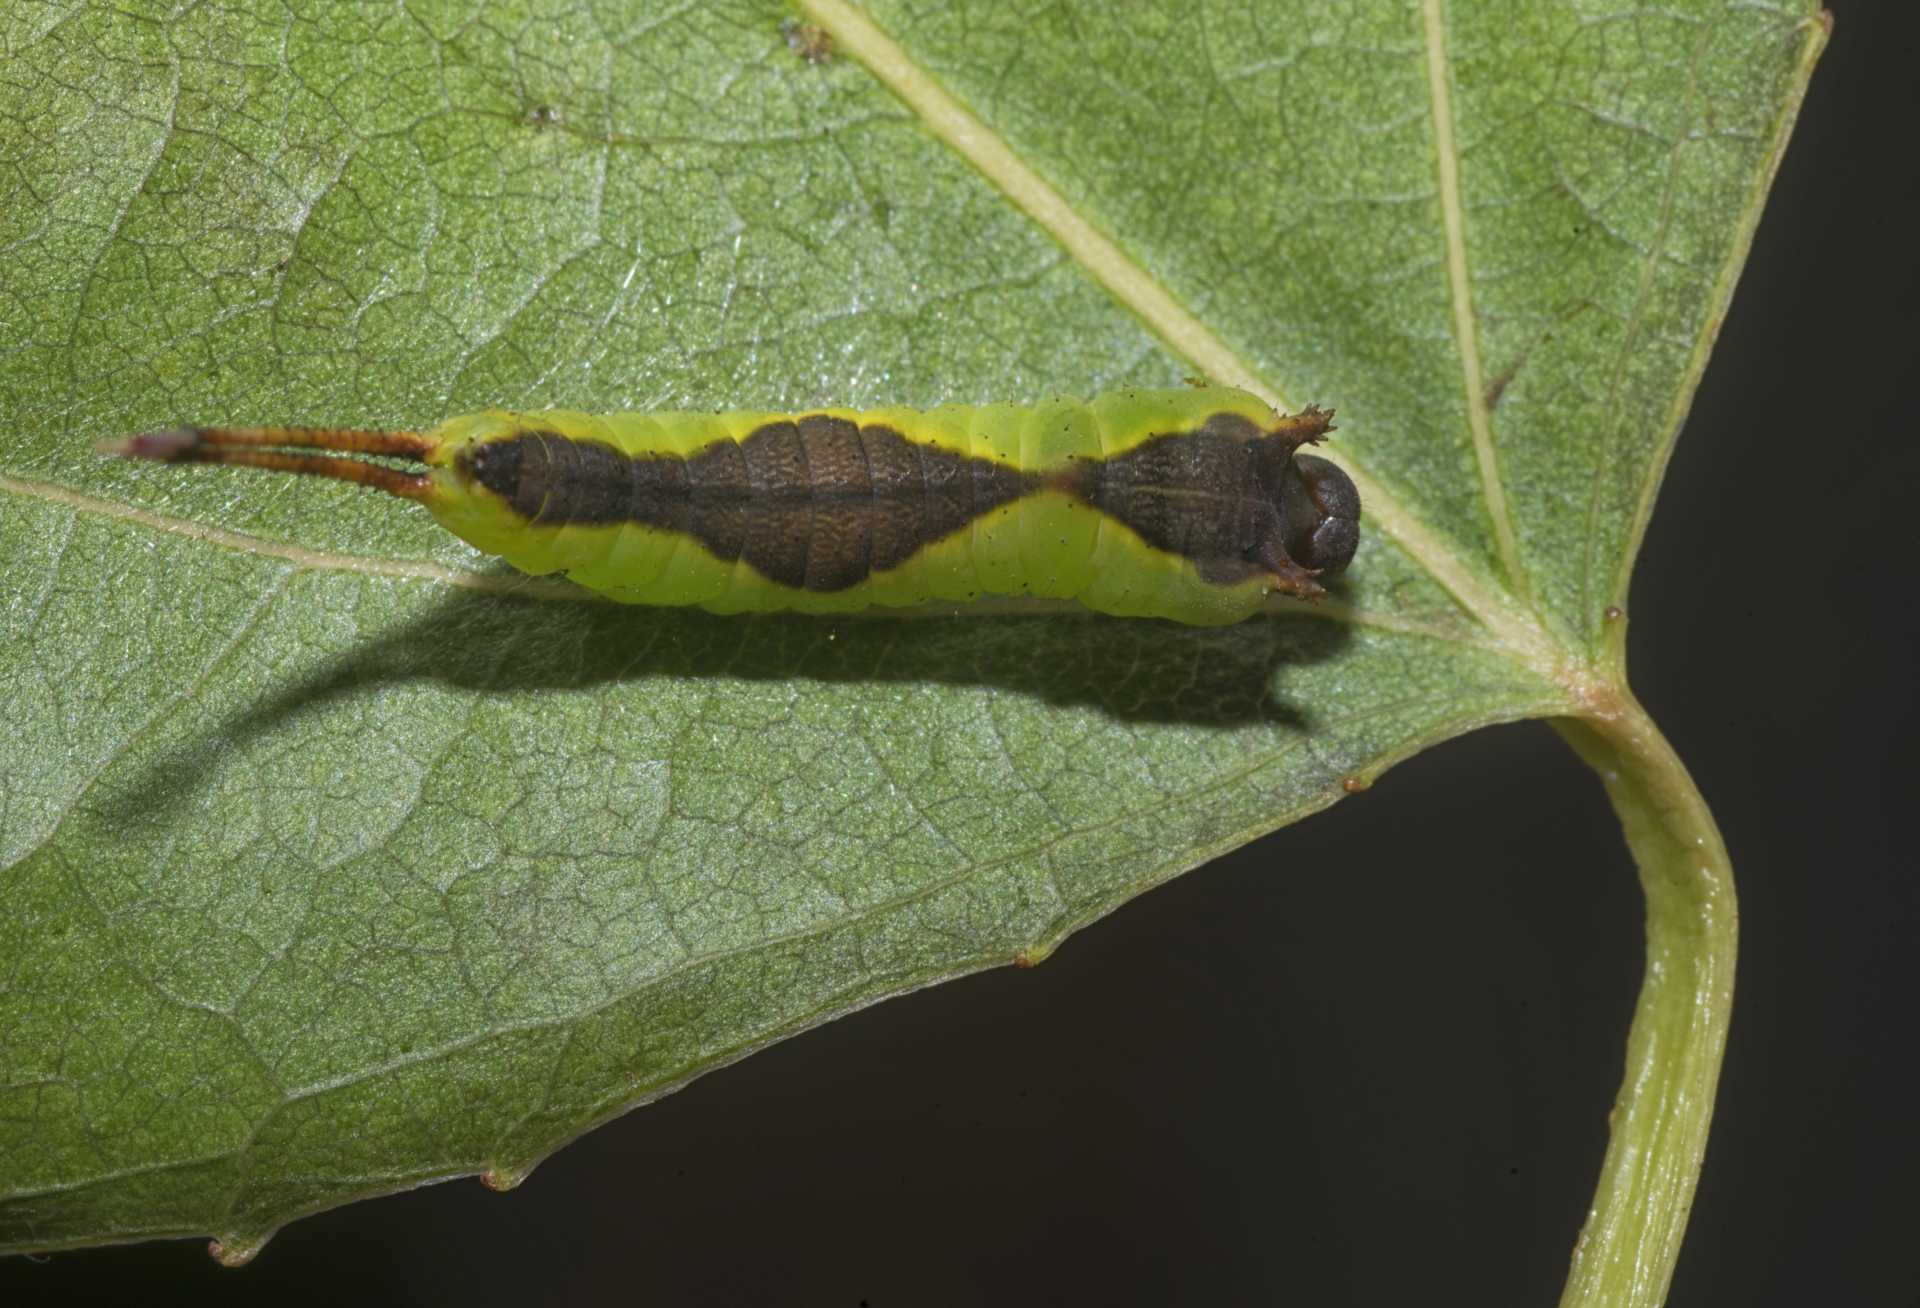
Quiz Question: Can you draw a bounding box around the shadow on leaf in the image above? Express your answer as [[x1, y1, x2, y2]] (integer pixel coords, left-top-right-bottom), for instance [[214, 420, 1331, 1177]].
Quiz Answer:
[[106, 580, 1351, 824]]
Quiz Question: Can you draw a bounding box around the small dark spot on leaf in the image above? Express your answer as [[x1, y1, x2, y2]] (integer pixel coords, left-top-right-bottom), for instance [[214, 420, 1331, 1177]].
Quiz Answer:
[[780, 18, 834, 64], [1485, 364, 1518, 411]]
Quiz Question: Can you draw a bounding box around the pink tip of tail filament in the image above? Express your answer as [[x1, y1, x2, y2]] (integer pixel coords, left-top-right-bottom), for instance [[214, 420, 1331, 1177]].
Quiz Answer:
[[96, 428, 204, 461]]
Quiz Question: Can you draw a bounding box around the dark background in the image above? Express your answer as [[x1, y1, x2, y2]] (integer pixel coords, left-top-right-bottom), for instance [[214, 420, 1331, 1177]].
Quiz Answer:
[[7, 4, 1912, 1304]]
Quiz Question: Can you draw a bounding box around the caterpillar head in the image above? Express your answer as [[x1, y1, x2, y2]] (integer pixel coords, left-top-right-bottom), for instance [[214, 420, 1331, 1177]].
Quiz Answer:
[[1283, 453, 1360, 576]]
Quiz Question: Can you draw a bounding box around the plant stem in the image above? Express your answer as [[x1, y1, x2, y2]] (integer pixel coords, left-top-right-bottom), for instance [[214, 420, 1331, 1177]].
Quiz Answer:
[[1553, 692, 1737, 1308]]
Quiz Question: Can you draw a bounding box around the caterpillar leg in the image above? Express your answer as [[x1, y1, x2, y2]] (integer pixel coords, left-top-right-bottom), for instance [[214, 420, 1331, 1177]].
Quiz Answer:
[[1254, 543, 1327, 600]]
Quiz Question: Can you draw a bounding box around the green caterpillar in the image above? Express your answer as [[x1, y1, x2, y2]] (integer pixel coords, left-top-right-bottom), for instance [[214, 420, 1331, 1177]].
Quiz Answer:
[[100, 386, 1359, 626]]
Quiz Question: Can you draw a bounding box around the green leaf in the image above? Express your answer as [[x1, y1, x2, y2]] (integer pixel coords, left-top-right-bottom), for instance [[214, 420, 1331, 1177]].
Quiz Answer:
[[0, 0, 1822, 1275]]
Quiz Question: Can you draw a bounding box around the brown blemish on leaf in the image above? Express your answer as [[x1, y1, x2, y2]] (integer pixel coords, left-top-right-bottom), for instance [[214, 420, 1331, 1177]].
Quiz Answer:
[[1484, 301, 1599, 411], [1484, 363, 1520, 412], [780, 18, 834, 64]]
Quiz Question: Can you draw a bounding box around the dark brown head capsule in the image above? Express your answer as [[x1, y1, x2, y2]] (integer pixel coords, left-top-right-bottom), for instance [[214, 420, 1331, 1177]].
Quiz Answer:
[[1284, 453, 1360, 575], [1241, 410, 1358, 593]]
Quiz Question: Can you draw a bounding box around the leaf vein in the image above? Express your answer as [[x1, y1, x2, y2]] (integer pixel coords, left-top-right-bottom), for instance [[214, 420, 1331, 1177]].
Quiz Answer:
[[1420, 0, 1532, 602]]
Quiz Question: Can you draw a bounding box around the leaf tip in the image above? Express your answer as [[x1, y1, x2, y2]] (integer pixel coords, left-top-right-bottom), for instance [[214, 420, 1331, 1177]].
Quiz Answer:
[[207, 1231, 272, 1267], [480, 1162, 535, 1192]]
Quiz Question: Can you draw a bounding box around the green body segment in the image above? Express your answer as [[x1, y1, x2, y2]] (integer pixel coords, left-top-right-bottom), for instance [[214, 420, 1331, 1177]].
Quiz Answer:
[[420, 387, 1325, 625]]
